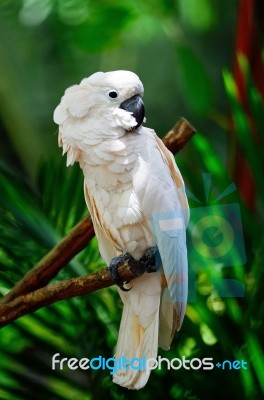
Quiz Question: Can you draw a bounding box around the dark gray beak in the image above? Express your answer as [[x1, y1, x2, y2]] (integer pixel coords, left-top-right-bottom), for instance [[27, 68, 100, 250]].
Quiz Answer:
[[120, 94, 145, 130]]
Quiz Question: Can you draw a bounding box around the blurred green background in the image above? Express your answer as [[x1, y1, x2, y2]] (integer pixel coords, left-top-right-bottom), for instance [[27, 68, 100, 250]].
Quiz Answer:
[[0, 0, 263, 399]]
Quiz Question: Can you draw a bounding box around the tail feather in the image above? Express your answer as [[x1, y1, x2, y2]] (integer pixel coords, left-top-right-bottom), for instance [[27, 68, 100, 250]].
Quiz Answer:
[[113, 271, 182, 389], [113, 301, 160, 389], [158, 300, 177, 351], [113, 274, 161, 390]]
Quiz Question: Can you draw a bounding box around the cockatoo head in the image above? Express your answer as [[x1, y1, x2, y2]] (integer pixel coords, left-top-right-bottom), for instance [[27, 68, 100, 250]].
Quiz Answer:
[[55, 70, 145, 132], [53, 70, 145, 165], [83, 70, 145, 130]]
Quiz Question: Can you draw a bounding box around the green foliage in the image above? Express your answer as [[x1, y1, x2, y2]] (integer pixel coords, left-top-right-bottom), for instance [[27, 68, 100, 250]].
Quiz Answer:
[[223, 59, 264, 205], [0, 158, 121, 399]]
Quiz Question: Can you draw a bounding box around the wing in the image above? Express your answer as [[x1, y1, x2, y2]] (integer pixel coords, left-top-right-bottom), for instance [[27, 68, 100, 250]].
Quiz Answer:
[[152, 134, 189, 331], [155, 135, 190, 225], [152, 209, 188, 331], [84, 182, 121, 264]]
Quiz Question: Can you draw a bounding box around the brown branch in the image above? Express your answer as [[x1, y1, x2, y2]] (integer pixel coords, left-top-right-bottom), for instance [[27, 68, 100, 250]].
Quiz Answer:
[[162, 118, 195, 154], [0, 216, 94, 305], [0, 117, 195, 326], [0, 261, 145, 328]]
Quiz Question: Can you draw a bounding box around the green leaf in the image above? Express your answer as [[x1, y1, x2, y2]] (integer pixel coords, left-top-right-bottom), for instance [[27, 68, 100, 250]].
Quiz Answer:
[[223, 70, 264, 204]]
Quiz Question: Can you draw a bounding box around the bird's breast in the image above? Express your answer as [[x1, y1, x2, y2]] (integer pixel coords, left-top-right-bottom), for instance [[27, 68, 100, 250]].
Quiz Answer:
[[81, 130, 156, 257]]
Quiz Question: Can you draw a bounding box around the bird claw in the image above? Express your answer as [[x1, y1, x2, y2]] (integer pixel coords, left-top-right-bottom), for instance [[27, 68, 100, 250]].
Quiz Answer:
[[139, 247, 161, 273], [109, 248, 161, 291], [109, 253, 133, 291]]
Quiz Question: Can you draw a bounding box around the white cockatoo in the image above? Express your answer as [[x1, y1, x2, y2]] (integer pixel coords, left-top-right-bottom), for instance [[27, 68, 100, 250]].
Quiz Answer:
[[53, 70, 189, 390]]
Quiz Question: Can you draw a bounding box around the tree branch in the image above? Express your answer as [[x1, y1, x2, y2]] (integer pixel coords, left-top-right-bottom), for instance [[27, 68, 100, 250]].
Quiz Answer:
[[0, 261, 145, 328], [0, 216, 95, 305], [162, 118, 195, 154], [0, 117, 195, 326]]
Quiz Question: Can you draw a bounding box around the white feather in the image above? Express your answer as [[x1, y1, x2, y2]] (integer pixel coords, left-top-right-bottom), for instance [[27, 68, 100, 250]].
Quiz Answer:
[[53, 70, 189, 390]]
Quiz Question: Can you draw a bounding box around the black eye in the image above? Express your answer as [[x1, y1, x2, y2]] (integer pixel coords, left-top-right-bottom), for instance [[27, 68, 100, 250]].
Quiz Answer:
[[108, 90, 118, 99]]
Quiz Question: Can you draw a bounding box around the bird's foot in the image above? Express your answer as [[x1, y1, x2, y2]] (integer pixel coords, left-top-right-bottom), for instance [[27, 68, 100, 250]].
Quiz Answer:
[[139, 247, 161, 273], [109, 253, 143, 291], [109, 247, 161, 291]]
